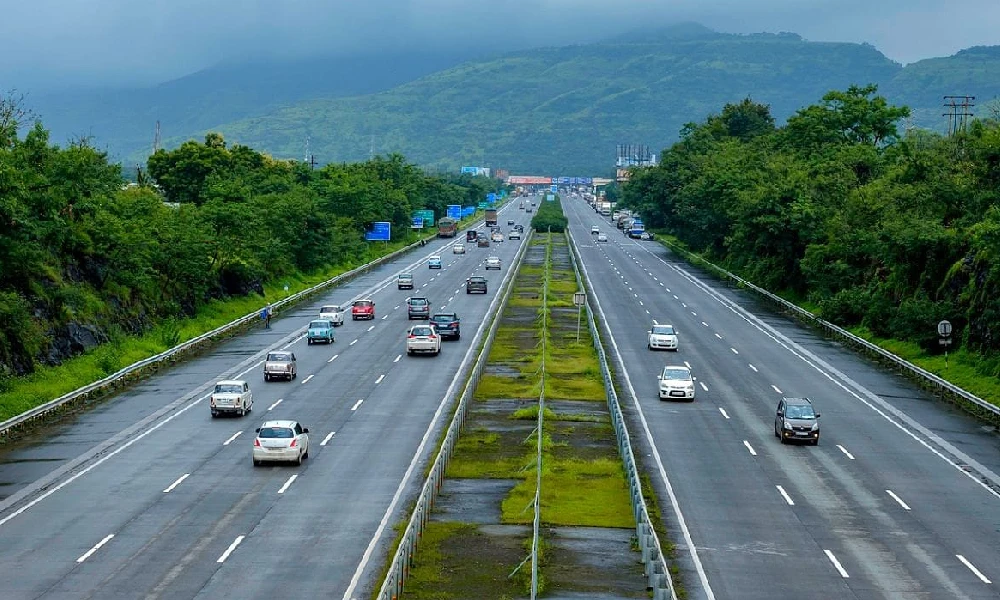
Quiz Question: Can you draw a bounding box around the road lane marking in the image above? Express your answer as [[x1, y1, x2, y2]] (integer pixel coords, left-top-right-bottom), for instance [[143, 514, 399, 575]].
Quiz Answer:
[[718, 408, 730, 419], [235, 360, 264, 379], [77, 534, 115, 563], [268, 399, 283, 411], [665, 287, 670, 292], [699, 382, 708, 391], [957, 555, 992, 583], [321, 432, 336, 446], [375, 374, 385, 384], [714, 333, 722, 339], [217, 535, 245, 563], [222, 431, 242, 446], [281, 334, 306, 350], [837, 445, 855, 460], [824, 550, 849, 578], [163, 473, 190, 493], [351, 399, 364, 411], [350, 339, 358, 346], [645, 310, 650, 314], [328, 354, 339, 363], [743, 441, 757, 456], [659, 282, 664, 286], [652, 319, 658, 325], [381, 315, 388, 320], [886, 490, 911, 510], [448, 296, 454, 302], [730, 348, 739, 354], [748, 364, 758, 372], [394, 305, 399, 310], [633, 293, 637, 298], [771, 385, 783, 394], [639, 300, 644, 306], [691, 311, 697, 316], [702, 321, 708, 326], [367, 325, 375, 332], [301, 374, 314, 384], [776, 485, 795, 506], [277, 474, 298, 495], [682, 303, 687, 308], [394, 354, 401, 363]]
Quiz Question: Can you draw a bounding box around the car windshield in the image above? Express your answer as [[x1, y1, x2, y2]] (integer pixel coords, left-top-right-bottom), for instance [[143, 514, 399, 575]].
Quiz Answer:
[[470, 277, 485, 283], [266, 353, 291, 362], [320, 306, 339, 313], [661, 368, 690, 381], [309, 320, 329, 328], [354, 301, 372, 307], [652, 325, 675, 335], [412, 327, 433, 336], [258, 427, 294, 439], [214, 384, 242, 394], [785, 404, 815, 419]]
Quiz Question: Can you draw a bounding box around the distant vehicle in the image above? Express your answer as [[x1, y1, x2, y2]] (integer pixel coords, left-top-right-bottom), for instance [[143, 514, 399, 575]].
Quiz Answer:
[[263, 352, 296, 381], [406, 324, 441, 356], [508, 230, 521, 240], [491, 231, 504, 243], [429, 313, 461, 340], [467, 230, 479, 242], [307, 319, 335, 345], [252, 420, 309, 466], [428, 255, 442, 269], [397, 273, 414, 290], [514, 224, 524, 233], [628, 219, 645, 238], [485, 208, 498, 226], [466, 276, 487, 294], [591, 226, 600, 235], [210, 380, 253, 417], [597, 233, 608, 242], [319, 305, 344, 326], [519, 202, 525, 210], [647, 323, 678, 351], [775, 398, 821, 445], [507, 219, 515, 225], [406, 296, 431, 320], [478, 236, 490, 248], [640, 232, 652, 240], [485, 256, 501, 270], [352, 299, 375, 320], [437, 217, 458, 237], [525, 205, 533, 213], [453, 244, 466, 254], [657, 366, 696, 401]]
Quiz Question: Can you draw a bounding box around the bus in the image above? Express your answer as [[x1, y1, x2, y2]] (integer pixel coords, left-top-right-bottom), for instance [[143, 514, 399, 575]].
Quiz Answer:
[[437, 217, 458, 237]]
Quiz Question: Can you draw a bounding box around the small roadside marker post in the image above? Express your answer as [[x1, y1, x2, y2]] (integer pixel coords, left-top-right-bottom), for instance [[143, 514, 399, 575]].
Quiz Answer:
[[573, 292, 586, 343]]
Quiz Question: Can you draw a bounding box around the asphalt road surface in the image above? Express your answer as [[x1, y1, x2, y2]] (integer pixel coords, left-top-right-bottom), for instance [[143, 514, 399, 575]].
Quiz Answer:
[[0, 199, 533, 599], [564, 195, 1000, 600]]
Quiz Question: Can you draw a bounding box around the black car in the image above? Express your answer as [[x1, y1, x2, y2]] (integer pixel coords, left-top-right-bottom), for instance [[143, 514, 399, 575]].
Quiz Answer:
[[466, 276, 488, 294], [406, 297, 431, 320], [466, 230, 478, 242], [429, 313, 461, 340], [775, 397, 821, 445], [507, 219, 515, 225]]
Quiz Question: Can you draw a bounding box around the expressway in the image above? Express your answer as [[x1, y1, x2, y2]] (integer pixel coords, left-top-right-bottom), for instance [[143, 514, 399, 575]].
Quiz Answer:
[[0, 199, 531, 599], [563, 195, 1000, 600]]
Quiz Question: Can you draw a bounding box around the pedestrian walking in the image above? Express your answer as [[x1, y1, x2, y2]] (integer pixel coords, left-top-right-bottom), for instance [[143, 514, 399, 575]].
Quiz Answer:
[[265, 303, 273, 329]]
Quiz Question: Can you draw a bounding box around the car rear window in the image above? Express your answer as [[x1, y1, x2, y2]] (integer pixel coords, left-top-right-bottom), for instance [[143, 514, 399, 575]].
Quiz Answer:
[[398, 274, 412, 280], [266, 353, 291, 362], [410, 298, 428, 306], [320, 306, 339, 313], [215, 384, 242, 393], [258, 427, 294, 438], [309, 320, 329, 328], [412, 326, 433, 336], [432, 314, 457, 322], [354, 300, 372, 307]]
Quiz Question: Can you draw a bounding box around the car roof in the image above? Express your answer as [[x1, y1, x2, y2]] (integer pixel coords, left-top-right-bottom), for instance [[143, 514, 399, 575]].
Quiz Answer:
[[259, 420, 297, 429], [430, 255, 441, 259], [320, 305, 340, 310], [216, 379, 246, 386], [354, 298, 373, 303], [409, 323, 433, 331]]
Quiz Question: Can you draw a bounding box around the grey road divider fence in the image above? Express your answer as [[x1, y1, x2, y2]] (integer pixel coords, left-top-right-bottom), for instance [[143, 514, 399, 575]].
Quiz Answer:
[[650, 239, 1000, 427], [0, 216, 498, 440], [377, 228, 534, 600], [566, 229, 678, 600]]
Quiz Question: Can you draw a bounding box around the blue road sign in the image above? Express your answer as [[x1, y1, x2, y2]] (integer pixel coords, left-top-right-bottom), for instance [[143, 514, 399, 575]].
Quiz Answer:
[[550, 184, 558, 193], [447, 205, 462, 219], [463, 206, 476, 217], [365, 221, 391, 241]]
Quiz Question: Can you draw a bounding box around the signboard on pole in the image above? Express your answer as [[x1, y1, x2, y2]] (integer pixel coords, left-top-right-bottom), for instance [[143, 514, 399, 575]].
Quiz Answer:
[[477, 201, 488, 209], [411, 217, 424, 229], [447, 205, 462, 220], [487, 193, 497, 204], [412, 209, 435, 227], [460, 166, 491, 177], [546, 194, 555, 202], [365, 222, 391, 241], [462, 206, 476, 217], [550, 184, 558, 193]]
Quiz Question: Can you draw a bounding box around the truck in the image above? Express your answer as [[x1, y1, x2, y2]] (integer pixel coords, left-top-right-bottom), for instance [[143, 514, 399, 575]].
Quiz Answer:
[[485, 208, 498, 226], [598, 201, 612, 216], [437, 217, 458, 237], [628, 218, 645, 238]]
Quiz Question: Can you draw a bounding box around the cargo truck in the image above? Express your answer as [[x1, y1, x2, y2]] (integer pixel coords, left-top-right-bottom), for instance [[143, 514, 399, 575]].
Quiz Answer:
[[485, 208, 498, 226], [437, 217, 458, 237]]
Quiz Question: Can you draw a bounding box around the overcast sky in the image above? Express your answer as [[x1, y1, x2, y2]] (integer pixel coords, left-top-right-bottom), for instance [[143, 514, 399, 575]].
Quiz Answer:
[[3, 0, 999, 90]]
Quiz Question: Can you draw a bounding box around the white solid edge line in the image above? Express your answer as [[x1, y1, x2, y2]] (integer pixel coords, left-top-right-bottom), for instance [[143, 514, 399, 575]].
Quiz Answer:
[[885, 489, 912, 510], [837, 444, 856, 460], [566, 226, 716, 600], [217, 535, 245, 563], [277, 474, 298, 495], [162, 473, 190, 493], [320, 432, 335, 446], [776, 485, 795, 506], [824, 549, 850, 578], [956, 554, 992, 584], [222, 431, 242, 446], [743, 440, 757, 456], [77, 533, 115, 563]]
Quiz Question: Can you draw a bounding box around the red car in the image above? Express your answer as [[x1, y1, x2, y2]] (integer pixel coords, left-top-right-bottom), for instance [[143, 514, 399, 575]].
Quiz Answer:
[[352, 299, 375, 320]]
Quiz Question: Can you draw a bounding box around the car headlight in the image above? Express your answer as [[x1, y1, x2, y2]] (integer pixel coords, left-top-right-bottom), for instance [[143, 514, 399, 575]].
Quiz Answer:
[[811, 422, 819, 431], [783, 421, 793, 430]]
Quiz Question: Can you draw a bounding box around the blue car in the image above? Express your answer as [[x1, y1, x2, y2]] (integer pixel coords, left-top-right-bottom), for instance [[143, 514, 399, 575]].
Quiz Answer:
[[307, 319, 335, 345], [428, 255, 442, 269]]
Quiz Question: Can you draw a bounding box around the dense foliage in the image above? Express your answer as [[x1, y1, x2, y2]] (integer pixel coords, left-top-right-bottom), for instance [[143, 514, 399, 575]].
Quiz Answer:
[[530, 196, 568, 233], [0, 109, 495, 378], [620, 86, 1000, 358]]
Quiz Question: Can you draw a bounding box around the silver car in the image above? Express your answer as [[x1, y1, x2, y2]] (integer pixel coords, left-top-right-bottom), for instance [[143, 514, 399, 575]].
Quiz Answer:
[[485, 256, 501, 270], [657, 366, 696, 401], [263, 351, 296, 381], [647, 324, 678, 351], [252, 420, 310, 466]]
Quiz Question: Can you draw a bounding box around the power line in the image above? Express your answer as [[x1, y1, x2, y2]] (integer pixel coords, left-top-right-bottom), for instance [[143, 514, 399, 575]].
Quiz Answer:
[[942, 95, 975, 136]]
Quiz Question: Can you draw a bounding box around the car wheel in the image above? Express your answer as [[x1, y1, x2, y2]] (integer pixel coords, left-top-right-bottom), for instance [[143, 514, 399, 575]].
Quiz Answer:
[[407, 349, 413, 355], [264, 373, 270, 382], [647, 343, 652, 350], [296, 452, 303, 466], [292, 371, 297, 380], [253, 458, 261, 467], [303, 449, 309, 460], [238, 405, 245, 417], [307, 338, 312, 345], [246, 402, 252, 413], [211, 410, 218, 418], [773, 424, 779, 438]]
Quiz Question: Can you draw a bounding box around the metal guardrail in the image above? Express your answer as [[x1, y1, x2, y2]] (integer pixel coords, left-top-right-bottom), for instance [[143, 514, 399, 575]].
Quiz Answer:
[[376, 228, 534, 600], [566, 228, 678, 600], [656, 240, 1000, 426], [0, 218, 493, 440]]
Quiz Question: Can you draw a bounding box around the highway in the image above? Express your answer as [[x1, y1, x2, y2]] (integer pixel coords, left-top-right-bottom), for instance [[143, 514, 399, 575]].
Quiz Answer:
[[0, 200, 531, 599], [563, 195, 1000, 600]]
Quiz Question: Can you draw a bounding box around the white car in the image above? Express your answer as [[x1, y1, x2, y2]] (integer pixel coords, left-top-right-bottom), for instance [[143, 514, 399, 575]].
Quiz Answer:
[[210, 380, 253, 417], [252, 420, 310, 466], [508, 230, 521, 240], [485, 256, 501, 270], [597, 233, 608, 243], [406, 324, 441, 355], [453, 244, 466, 254], [319, 305, 344, 326], [657, 366, 696, 401], [648, 324, 678, 351], [591, 226, 600, 235]]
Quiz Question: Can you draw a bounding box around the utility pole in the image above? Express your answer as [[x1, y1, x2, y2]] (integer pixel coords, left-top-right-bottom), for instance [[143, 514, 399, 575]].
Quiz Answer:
[[942, 95, 975, 136], [152, 120, 161, 154], [308, 154, 317, 170]]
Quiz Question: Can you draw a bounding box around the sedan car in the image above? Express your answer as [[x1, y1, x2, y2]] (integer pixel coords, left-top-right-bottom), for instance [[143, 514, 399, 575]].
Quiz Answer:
[[352, 299, 375, 320], [397, 273, 414, 290], [406, 296, 431, 320], [263, 351, 296, 381], [775, 397, 821, 445], [466, 276, 488, 294], [428, 255, 442, 269], [252, 420, 309, 466], [647, 323, 678, 351], [307, 319, 335, 345], [210, 380, 253, 417], [453, 244, 466, 254], [406, 324, 441, 356], [429, 313, 461, 340], [318, 305, 344, 326], [657, 366, 696, 401], [597, 233, 608, 243], [485, 256, 501, 270]]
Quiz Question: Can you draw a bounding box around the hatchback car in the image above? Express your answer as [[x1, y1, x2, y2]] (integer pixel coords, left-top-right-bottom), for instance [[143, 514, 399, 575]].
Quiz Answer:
[[263, 351, 296, 381], [307, 319, 335, 344], [429, 313, 461, 340], [591, 226, 600, 235], [467, 230, 479, 242], [352, 299, 375, 320], [491, 231, 504, 243], [252, 420, 310, 466], [647, 324, 678, 351], [478, 236, 490, 248], [406, 324, 441, 356], [428, 255, 442, 269], [210, 380, 253, 417], [485, 256, 501, 270], [508, 219, 515, 225], [657, 366, 696, 401], [318, 305, 344, 326], [509, 230, 521, 240], [466, 276, 488, 294], [597, 233, 608, 243], [514, 224, 524, 233], [453, 244, 466, 254], [397, 273, 414, 290], [406, 296, 431, 320], [775, 397, 821, 445]]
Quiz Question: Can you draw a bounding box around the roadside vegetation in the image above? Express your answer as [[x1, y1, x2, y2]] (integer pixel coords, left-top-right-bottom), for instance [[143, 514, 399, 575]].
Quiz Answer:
[[620, 85, 1000, 406]]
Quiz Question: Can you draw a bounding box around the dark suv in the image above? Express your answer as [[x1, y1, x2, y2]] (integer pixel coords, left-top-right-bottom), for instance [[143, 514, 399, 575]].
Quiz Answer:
[[466, 276, 487, 294], [466, 230, 479, 242], [406, 297, 431, 320], [774, 397, 821, 445], [429, 313, 461, 340]]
